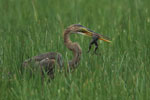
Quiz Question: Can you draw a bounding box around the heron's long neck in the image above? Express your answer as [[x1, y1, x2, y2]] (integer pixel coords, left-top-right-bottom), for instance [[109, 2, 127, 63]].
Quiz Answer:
[[63, 29, 82, 69]]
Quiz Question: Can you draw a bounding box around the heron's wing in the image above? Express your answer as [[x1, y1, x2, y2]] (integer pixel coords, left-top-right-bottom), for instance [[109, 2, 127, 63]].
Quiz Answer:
[[32, 52, 58, 61]]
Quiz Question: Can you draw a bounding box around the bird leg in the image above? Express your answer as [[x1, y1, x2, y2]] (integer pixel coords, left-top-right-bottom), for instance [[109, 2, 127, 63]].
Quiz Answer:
[[87, 35, 99, 54]]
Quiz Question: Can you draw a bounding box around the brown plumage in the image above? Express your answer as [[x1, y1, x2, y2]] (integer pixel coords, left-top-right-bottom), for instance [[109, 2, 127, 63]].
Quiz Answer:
[[22, 24, 111, 79], [23, 52, 63, 79], [63, 25, 82, 69]]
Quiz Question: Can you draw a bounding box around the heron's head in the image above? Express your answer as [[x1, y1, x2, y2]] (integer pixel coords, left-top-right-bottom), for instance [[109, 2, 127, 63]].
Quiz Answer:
[[70, 24, 111, 43]]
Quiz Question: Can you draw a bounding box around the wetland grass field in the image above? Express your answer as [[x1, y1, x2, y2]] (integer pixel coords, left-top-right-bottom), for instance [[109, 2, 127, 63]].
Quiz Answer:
[[0, 0, 150, 99]]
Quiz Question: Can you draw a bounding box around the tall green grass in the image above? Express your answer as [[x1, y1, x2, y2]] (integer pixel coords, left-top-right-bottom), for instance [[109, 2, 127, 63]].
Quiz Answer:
[[0, 0, 150, 99]]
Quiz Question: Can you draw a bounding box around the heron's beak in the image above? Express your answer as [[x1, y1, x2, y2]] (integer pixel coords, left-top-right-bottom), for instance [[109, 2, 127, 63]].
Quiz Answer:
[[84, 32, 93, 37], [98, 37, 111, 43], [85, 31, 111, 43]]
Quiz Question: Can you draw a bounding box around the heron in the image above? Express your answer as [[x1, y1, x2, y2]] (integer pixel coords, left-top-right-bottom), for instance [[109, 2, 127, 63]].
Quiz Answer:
[[22, 24, 111, 79]]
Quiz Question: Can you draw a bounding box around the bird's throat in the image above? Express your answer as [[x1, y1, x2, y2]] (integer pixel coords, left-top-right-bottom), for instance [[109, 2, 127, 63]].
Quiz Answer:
[[63, 28, 82, 69]]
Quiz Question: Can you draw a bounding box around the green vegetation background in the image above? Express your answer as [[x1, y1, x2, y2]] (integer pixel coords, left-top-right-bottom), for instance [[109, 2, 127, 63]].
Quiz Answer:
[[0, 0, 150, 100]]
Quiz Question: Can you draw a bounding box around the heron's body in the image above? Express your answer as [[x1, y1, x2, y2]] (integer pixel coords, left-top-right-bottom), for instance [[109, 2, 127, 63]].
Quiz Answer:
[[22, 24, 111, 79], [23, 52, 63, 68]]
